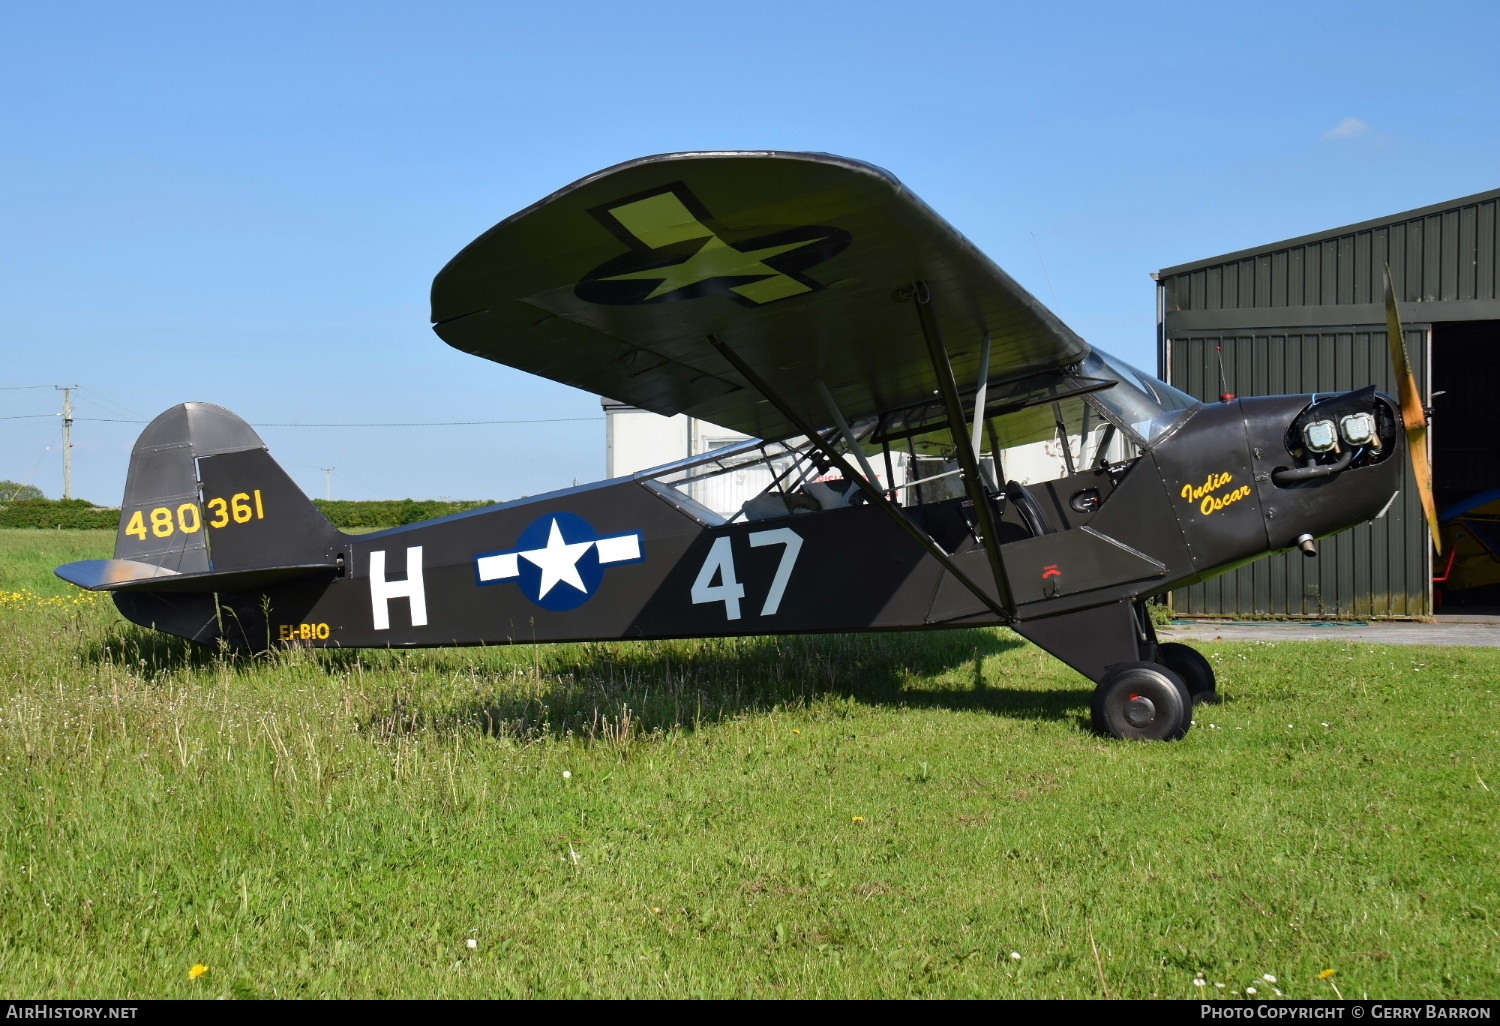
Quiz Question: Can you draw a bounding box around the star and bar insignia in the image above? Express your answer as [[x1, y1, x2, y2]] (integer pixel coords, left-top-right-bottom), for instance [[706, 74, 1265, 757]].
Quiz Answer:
[[474, 512, 645, 612], [574, 183, 850, 308]]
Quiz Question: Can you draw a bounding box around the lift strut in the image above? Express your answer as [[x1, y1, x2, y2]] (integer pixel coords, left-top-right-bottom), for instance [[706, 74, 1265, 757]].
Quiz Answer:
[[706, 333, 1010, 622]]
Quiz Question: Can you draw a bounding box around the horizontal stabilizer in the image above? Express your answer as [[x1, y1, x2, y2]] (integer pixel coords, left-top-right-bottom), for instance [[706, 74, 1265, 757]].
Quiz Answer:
[[56, 558, 338, 593]]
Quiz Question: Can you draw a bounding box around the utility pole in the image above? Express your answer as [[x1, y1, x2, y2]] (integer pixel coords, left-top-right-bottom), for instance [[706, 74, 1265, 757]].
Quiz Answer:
[[56, 385, 77, 500], [320, 467, 335, 501]]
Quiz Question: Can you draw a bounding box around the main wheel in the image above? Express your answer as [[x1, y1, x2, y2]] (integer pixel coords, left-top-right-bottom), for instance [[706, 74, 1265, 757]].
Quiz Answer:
[[1157, 642, 1217, 705], [1091, 661, 1193, 741]]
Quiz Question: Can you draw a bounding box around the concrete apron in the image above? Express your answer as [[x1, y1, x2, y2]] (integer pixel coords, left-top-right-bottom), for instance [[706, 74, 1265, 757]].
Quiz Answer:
[[1164, 615, 1500, 647]]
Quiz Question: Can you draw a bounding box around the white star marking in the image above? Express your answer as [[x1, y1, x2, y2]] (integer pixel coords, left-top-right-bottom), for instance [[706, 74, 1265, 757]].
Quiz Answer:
[[474, 519, 643, 605], [520, 518, 594, 599]]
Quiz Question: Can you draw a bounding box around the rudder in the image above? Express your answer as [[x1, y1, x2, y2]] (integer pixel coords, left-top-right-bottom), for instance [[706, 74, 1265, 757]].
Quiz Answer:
[[100, 403, 343, 647]]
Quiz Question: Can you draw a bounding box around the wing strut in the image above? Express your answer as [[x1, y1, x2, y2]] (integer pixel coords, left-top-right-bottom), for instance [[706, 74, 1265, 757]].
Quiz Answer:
[[969, 336, 993, 487], [705, 334, 1010, 622], [815, 379, 882, 486], [903, 282, 1016, 614]]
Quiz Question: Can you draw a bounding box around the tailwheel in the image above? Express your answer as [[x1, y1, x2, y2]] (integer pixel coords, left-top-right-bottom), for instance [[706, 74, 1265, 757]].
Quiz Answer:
[[1157, 641, 1218, 705], [1091, 661, 1193, 741]]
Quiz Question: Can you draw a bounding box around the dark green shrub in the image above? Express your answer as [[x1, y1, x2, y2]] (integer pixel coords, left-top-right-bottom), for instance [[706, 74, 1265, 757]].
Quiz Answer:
[[0, 497, 497, 531], [0, 499, 120, 529], [311, 499, 495, 529]]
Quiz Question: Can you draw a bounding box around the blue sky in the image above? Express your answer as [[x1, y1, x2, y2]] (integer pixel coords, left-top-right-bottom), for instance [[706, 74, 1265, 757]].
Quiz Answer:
[[4, 0, 1498, 503]]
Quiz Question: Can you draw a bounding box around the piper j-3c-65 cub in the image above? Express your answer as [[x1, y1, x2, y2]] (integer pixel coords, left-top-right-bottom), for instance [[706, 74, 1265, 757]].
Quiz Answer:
[[56, 151, 1431, 741]]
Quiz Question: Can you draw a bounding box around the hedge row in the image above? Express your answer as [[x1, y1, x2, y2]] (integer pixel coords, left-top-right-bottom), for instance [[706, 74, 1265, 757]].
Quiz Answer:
[[0, 498, 497, 530], [0, 499, 120, 530], [311, 499, 495, 528]]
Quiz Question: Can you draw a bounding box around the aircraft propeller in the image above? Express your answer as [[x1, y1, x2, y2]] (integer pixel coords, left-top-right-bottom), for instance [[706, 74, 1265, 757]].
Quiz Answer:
[[1384, 266, 1441, 552]]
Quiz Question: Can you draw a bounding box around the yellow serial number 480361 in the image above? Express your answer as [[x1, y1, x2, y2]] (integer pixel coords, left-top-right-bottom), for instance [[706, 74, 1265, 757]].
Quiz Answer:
[[123, 490, 265, 540]]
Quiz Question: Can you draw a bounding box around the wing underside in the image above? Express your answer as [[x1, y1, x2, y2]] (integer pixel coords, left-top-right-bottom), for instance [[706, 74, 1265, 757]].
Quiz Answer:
[[431, 151, 1089, 440]]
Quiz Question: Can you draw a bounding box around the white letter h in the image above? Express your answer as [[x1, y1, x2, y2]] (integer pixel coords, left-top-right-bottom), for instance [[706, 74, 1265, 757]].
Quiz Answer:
[[369, 547, 428, 630]]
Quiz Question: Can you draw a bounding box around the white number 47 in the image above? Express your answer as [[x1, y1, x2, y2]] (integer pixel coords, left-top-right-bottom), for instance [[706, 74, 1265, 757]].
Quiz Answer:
[[690, 528, 803, 621]]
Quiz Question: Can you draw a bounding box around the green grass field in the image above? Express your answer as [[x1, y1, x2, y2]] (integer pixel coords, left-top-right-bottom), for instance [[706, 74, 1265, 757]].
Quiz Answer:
[[0, 529, 1495, 999]]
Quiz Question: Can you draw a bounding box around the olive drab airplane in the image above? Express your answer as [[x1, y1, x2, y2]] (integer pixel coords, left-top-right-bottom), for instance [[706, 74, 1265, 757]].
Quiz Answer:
[[55, 151, 1430, 741]]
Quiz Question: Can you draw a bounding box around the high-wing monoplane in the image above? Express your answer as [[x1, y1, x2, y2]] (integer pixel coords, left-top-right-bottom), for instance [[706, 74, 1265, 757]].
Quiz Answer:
[[56, 151, 1424, 740]]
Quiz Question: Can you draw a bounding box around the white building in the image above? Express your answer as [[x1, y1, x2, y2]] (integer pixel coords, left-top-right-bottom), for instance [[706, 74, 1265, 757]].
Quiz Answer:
[[602, 400, 752, 479]]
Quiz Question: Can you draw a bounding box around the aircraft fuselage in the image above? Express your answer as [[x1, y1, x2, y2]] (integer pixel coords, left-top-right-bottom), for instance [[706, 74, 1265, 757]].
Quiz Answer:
[[109, 390, 1403, 687]]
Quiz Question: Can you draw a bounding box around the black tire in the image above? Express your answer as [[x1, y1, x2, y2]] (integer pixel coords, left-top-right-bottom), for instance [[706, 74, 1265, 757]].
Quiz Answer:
[[1090, 661, 1193, 741], [1157, 642, 1218, 705], [1005, 480, 1056, 536]]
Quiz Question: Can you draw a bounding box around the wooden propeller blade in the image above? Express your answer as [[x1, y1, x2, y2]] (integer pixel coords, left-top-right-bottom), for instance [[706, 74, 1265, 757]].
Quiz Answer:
[[1384, 266, 1441, 553]]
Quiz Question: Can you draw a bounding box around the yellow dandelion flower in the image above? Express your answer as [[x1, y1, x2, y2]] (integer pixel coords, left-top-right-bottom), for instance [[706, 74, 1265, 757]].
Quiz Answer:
[[1318, 968, 1335, 979], [189, 964, 209, 979], [852, 816, 865, 823]]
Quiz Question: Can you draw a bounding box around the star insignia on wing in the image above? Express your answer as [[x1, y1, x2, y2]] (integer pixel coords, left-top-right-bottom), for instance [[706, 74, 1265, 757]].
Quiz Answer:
[[575, 183, 851, 308], [600, 233, 829, 303]]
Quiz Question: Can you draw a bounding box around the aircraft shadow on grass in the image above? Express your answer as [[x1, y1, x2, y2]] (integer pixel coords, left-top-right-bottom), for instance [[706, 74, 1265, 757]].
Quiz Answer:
[[377, 630, 1096, 741], [81, 623, 1095, 738]]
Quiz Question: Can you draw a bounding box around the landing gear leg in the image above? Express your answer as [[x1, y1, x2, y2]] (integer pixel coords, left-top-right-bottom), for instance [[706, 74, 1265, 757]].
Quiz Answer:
[[1011, 599, 1194, 741]]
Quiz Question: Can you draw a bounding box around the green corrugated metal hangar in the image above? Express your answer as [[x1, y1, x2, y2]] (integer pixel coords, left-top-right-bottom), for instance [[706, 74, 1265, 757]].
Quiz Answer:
[[1157, 187, 1500, 619]]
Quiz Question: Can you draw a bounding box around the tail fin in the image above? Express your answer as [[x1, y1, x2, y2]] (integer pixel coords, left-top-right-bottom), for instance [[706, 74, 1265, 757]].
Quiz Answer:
[[111, 402, 341, 572], [56, 403, 343, 646], [112, 402, 238, 574]]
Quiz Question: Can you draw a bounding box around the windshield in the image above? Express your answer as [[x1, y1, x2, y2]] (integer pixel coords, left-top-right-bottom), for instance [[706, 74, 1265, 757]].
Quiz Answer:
[[1079, 350, 1200, 444]]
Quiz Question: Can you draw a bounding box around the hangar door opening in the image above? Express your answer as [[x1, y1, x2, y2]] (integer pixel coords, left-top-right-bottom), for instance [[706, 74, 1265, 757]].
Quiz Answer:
[[1432, 320, 1500, 609]]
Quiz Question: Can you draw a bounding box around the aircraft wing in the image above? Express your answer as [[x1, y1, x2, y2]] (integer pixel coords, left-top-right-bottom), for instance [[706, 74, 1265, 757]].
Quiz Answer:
[[431, 151, 1089, 441]]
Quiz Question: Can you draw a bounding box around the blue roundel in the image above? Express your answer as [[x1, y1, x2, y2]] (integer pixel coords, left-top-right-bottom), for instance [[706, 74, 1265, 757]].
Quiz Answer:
[[515, 512, 603, 611], [473, 511, 645, 613]]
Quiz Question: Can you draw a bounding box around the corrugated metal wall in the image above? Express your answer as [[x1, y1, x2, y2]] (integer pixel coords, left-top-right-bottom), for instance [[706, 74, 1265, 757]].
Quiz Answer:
[[1165, 331, 1428, 617], [1153, 187, 1500, 618], [1162, 191, 1500, 317]]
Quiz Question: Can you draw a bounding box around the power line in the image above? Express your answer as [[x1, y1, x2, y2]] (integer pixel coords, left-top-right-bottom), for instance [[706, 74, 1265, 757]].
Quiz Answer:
[[255, 417, 605, 427], [69, 416, 604, 427], [9, 383, 604, 427], [78, 386, 146, 420], [4, 424, 62, 500]]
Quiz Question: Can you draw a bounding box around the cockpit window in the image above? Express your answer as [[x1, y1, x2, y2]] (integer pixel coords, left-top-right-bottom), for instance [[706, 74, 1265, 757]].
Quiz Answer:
[[1079, 351, 1200, 445], [635, 351, 1199, 527]]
